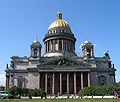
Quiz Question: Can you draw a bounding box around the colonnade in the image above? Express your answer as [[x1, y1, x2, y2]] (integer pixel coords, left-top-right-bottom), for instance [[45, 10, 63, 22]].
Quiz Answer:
[[39, 72, 91, 95], [44, 39, 75, 54]]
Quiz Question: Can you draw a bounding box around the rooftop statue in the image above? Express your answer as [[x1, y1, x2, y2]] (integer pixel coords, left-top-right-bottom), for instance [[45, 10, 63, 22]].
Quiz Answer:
[[104, 51, 110, 59]]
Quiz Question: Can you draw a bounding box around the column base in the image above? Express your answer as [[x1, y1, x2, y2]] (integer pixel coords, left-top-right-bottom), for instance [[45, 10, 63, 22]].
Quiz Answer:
[[59, 94, 62, 96], [74, 93, 76, 96], [67, 93, 70, 97], [52, 94, 55, 96]]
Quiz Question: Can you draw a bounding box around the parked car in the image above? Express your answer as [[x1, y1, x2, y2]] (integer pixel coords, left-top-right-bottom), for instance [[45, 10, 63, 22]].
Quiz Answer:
[[0, 91, 9, 99]]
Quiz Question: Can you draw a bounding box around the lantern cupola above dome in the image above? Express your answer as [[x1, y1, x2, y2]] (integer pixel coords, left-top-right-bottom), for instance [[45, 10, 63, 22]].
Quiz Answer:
[[57, 12, 62, 19], [48, 12, 72, 34]]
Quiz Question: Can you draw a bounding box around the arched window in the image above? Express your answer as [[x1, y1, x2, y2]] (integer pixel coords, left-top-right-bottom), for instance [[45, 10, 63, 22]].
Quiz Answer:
[[99, 75, 106, 85], [17, 76, 23, 88], [33, 48, 38, 57], [87, 49, 91, 57]]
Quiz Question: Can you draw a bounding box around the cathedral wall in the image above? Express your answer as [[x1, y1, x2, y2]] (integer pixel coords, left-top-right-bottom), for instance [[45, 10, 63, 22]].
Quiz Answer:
[[96, 61, 109, 69], [109, 75, 114, 84], [90, 71, 114, 86], [27, 72, 39, 89], [97, 72, 112, 85], [90, 72, 99, 86]]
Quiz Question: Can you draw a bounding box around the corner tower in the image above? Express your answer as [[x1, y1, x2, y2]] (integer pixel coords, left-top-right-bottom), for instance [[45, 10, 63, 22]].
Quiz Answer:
[[43, 12, 76, 57], [30, 37, 42, 58], [82, 38, 94, 58]]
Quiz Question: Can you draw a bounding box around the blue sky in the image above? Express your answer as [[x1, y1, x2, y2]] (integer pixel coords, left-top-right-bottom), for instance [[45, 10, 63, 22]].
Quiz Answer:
[[0, 0, 120, 85]]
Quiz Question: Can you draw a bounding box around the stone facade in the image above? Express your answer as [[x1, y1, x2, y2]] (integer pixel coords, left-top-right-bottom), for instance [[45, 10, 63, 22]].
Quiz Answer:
[[5, 12, 116, 95]]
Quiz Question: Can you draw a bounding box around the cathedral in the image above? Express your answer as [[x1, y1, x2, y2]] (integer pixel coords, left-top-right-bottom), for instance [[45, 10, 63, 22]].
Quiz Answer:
[[5, 12, 116, 96]]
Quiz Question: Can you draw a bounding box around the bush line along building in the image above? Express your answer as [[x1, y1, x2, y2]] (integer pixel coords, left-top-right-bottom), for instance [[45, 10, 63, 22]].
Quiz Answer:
[[5, 12, 116, 96]]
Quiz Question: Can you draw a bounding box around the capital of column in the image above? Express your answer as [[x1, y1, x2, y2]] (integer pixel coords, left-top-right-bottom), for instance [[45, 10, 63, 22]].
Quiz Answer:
[[6, 74, 10, 77]]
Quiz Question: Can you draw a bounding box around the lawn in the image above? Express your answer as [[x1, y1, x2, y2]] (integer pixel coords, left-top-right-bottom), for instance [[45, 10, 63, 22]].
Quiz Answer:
[[0, 99, 120, 102]]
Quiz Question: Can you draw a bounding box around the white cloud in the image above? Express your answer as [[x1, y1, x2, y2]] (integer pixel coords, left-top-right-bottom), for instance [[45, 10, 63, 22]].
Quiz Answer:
[[0, 74, 6, 86]]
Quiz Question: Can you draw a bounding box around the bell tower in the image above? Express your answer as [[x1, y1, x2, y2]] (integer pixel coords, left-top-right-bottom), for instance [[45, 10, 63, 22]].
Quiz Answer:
[[30, 37, 42, 58], [81, 38, 94, 58]]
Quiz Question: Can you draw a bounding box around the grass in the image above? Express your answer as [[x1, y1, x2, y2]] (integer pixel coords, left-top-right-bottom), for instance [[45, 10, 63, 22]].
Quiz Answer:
[[0, 99, 120, 102]]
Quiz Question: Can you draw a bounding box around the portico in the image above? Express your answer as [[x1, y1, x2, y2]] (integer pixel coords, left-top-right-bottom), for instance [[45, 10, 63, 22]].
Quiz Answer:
[[39, 72, 91, 95]]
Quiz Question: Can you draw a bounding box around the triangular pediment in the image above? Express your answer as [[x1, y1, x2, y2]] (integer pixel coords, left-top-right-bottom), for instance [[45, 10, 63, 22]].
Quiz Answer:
[[39, 57, 89, 67]]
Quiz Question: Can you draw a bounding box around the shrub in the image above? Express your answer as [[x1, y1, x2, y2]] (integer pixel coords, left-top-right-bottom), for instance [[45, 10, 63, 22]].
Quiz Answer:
[[7, 86, 45, 98], [79, 84, 119, 96], [7, 86, 18, 97]]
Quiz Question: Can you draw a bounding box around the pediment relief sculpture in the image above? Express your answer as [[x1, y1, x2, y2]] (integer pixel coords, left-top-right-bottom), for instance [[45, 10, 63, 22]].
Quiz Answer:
[[39, 58, 88, 67]]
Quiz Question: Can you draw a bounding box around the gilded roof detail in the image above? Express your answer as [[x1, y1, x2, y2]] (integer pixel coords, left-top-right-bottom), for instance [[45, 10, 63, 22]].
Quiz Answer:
[[48, 12, 71, 30]]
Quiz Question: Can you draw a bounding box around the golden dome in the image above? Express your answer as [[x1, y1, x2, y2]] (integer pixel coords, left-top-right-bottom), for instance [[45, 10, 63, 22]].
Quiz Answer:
[[48, 12, 71, 31]]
